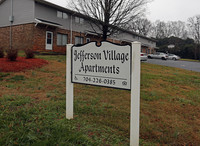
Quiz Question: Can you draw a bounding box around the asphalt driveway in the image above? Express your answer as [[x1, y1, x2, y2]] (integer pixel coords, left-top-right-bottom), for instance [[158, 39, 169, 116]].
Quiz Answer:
[[146, 59, 200, 72]]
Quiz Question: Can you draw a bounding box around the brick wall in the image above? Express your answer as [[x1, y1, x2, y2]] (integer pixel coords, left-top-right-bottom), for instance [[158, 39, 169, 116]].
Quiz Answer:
[[0, 27, 10, 49], [33, 24, 71, 53], [0, 24, 34, 50], [33, 24, 125, 53], [0, 26, 10, 50], [33, 24, 103, 53], [1, 23, 146, 53]]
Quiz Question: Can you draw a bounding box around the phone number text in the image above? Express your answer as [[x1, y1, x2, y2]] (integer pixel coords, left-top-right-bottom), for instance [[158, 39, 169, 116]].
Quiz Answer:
[[83, 77, 116, 85]]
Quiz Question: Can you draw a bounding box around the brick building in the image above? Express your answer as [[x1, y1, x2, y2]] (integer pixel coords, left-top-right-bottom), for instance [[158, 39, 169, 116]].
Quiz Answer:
[[0, 0, 157, 53]]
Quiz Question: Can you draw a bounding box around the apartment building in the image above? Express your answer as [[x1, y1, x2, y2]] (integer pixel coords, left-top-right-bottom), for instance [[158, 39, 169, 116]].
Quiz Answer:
[[0, 0, 157, 53]]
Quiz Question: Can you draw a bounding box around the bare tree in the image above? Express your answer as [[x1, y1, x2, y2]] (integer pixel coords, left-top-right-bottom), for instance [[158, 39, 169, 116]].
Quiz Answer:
[[128, 17, 152, 36], [171, 21, 188, 39], [151, 20, 167, 39], [188, 15, 200, 60], [70, 0, 151, 40], [150, 20, 188, 39]]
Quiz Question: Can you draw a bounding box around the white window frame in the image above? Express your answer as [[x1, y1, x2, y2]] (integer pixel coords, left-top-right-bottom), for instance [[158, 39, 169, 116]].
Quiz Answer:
[[46, 31, 53, 50]]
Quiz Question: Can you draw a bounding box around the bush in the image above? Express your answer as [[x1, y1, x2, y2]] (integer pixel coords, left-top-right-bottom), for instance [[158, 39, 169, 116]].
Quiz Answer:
[[6, 48, 18, 61], [24, 48, 34, 59], [0, 48, 4, 58]]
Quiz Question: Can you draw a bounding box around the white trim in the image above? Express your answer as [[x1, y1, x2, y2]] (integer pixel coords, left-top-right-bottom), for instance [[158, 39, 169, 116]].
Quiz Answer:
[[46, 31, 53, 50], [66, 44, 74, 119], [130, 42, 141, 146], [35, 18, 63, 28]]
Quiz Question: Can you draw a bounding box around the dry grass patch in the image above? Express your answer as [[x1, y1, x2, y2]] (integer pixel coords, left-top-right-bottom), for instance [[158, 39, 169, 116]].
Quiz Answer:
[[0, 56, 199, 145], [0, 60, 66, 101]]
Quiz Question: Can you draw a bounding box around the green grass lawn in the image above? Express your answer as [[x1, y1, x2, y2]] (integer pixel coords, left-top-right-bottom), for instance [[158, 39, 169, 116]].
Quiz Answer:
[[0, 54, 200, 145], [180, 58, 200, 62]]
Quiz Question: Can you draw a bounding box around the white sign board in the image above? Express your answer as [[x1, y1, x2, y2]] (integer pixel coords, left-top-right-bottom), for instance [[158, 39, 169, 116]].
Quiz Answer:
[[67, 42, 141, 146], [71, 41, 131, 90]]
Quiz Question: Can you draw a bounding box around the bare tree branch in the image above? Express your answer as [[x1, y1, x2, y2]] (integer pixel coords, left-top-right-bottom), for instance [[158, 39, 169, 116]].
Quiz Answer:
[[188, 15, 200, 60], [128, 17, 152, 36], [70, 0, 151, 40]]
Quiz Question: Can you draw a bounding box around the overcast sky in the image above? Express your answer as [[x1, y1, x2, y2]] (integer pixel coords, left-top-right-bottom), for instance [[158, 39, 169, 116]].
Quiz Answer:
[[46, 0, 200, 22], [147, 0, 200, 22]]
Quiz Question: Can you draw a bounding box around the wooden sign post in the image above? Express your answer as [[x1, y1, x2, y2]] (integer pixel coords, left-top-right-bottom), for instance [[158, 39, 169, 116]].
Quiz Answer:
[[66, 41, 141, 146], [130, 42, 141, 146], [66, 44, 74, 119]]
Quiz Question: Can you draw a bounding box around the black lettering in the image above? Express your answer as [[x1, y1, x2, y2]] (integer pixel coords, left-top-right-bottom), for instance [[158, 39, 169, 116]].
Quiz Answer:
[[105, 66, 108, 73], [121, 53, 125, 63], [112, 65, 115, 74], [74, 50, 77, 61], [79, 62, 85, 72], [103, 50, 109, 60], [126, 53, 129, 61], [95, 64, 98, 72], [116, 52, 120, 61], [116, 67, 120, 74], [98, 66, 105, 73], [90, 53, 93, 60]]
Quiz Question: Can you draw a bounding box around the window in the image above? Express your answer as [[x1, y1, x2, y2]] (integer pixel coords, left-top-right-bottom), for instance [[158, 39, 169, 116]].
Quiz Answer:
[[80, 18, 84, 24], [75, 17, 79, 23], [62, 35, 67, 45], [57, 33, 68, 46], [63, 13, 68, 19], [75, 36, 83, 45], [47, 33, 52, 44], [57, 11, 68, 19], [75, 16, 84, 24], [57, 11, 62, 18]]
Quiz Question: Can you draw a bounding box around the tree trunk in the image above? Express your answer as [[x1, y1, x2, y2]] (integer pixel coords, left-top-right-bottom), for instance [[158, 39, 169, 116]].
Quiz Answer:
[[102, 25, 108, 41], [195, 44, 197, 60], [198, 45, 200, 60]]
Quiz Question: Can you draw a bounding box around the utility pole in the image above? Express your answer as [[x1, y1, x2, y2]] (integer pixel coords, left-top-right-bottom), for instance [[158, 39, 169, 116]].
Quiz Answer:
[[9, 0, 14, 50], [70, 12, 76, 44], [70, 14, 72, 44]]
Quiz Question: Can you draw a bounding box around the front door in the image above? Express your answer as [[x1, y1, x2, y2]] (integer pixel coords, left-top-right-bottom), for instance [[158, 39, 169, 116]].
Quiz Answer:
[[46, 31, 53, 50]]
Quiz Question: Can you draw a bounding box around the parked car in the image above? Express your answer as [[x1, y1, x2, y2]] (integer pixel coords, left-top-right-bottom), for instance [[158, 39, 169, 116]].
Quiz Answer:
[[148, 52, 168, 60], [168, 54, 180, 61], [141, 53, 147, 61]]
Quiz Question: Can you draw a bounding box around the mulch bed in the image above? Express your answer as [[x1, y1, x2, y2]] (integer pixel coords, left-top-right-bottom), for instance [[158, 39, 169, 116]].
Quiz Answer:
[[0, 57, 48, 72]]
